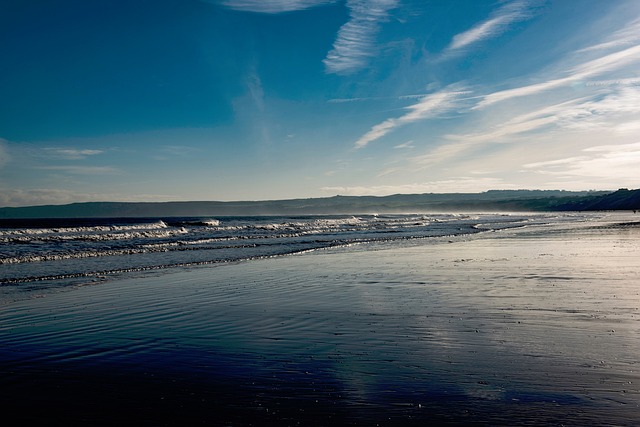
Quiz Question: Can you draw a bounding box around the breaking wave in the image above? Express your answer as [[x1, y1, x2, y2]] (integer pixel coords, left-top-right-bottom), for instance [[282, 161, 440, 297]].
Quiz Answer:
[[0, 213, 568, 286]]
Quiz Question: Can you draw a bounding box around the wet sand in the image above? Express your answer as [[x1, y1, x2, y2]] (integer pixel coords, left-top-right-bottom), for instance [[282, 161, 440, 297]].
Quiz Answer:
[[1, 214, 639, 425]]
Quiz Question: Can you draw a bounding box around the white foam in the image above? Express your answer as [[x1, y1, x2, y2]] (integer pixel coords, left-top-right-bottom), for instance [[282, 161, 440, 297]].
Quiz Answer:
[[0, 220, 169, 237], [1, 227, 188, 243]]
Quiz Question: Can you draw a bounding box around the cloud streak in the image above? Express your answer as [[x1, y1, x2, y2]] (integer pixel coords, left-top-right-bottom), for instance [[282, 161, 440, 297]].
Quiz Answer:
[[475, 37, 640, 109], [394, 140, 414, 149], [45, 148, 104, 160], [219, 0, 335, 14], [447, 0, 536, 51], [523, 142, 640, 181], [450, 98, 587, 144], [451, 86, 640, 144], [323, 0, 400, 75], [412, 141, 475, 167], [580, 17, 640, 52], [354, 88, 468, 148]]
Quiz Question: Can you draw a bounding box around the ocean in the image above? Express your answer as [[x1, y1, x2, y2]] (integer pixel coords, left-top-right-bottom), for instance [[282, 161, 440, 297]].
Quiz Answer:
[[2, 211, 639, 425]]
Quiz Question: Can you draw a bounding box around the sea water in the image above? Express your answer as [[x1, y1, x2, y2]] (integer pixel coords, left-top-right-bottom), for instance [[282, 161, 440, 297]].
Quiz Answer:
[[1, 213, 584, 290], [1, 211, 638, 425]]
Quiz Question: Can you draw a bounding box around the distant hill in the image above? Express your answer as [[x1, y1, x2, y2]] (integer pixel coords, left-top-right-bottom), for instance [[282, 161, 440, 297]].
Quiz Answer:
[[2, 189, 637, 218], [554, 188, 640, 211]]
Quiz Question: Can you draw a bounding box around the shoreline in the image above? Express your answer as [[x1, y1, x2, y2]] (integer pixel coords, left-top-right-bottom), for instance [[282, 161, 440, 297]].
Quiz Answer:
[[1, 213, 639, 425]]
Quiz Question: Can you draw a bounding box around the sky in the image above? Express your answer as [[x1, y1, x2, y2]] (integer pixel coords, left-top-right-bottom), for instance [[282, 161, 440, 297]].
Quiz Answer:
[[1, 0, 640, 206]]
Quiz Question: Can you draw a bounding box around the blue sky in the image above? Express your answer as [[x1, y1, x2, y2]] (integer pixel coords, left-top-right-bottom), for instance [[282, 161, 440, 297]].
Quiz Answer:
[[1, 0, 640, 206]]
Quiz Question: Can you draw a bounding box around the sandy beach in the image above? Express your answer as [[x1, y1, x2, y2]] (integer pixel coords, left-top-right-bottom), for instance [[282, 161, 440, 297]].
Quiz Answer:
[[1, 213, 639, 425]]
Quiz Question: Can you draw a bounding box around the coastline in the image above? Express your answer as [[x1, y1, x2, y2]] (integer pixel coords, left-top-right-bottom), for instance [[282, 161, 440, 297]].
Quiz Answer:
[[1, 212, 639, 425]]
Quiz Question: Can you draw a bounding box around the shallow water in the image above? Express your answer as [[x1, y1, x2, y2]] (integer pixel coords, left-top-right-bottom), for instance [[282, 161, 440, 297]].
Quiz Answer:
[[1, 214, 639, 425]]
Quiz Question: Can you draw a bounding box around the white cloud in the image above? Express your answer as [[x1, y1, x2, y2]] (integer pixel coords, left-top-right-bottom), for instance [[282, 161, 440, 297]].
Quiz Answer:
[[572, 44, 640, 78], [586, 77, 640, 87], [475, 40, 640, 109], [450, 98, 585, 143], [328, 97, 376, 103], [394, 140, 414, 149], [523, 142, 640, 183], [355, 118, 397, 149], [323, 0, 400, 75], [413, 141, 475, 167], [380, 13, 640, 190], [523, 156, 591, 169], [580, 17, 640, 52], [218, 0, 335, 13], [447, 0, 536, 51], [473, 77, 570, 110], [45, 148, 104, 160], [614, 121, 640, 134], [458, 86, 640, 143], [583, 141, 640, 153], [354, 88, 468, 148]]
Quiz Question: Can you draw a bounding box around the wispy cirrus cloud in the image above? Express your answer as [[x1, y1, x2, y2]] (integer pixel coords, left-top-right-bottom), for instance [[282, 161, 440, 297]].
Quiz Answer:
[[614, 120, 640, 134], [219, 0, 397, 75], [447, 0, 537, 51], [586, 77, 640, 87], [523, 142, 640, 182], [450, 98, 588, 144], [573, 43, 640, 77], [412, 140, 475, 167], [323, 0, 400, 75], [45, 148, 104, 160], [475, 37, 640, 109], [410, 82, 640, 176], [452, 86, 640, 144], [394, 140, 414, 149], [218, 0, 335, 13], [387, 14, 640, 184], [354, 88, 469, 149], [579, 17, 640, 52]]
